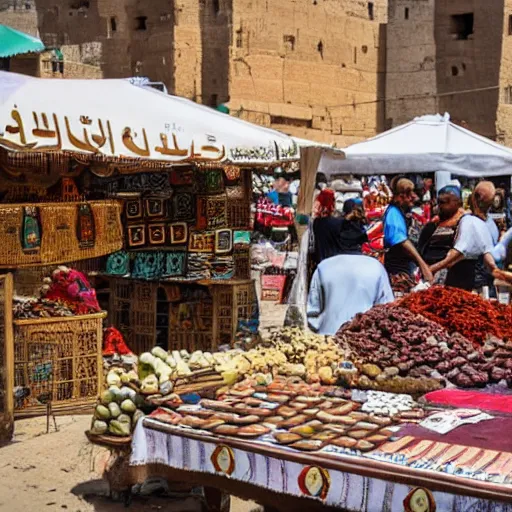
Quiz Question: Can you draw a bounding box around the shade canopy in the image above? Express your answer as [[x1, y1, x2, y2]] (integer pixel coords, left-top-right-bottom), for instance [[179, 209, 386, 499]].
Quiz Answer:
[[0, 25, 44, 58], [319, 113, 512, 178], [0, 72, 299, 165]]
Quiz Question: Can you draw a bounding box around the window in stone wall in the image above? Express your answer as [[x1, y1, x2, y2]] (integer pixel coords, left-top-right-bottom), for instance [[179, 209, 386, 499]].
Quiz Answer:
[[504, 86, 512, 105], [283, 35, 295, 51], [368, 2, 374, 20], [236, 29, 243, 48], [404, 7, 409, 20], [135, 16, 147, 30], [508, 15, 512, 36], [213, 0, 220, 15], [111, 17, 117, 32], [450, 13, 474, 40]]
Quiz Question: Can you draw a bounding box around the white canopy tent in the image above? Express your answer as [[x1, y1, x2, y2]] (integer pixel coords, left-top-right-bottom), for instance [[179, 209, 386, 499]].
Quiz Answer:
[[318, 114, 512, 181], [0, 71, 299, 166]]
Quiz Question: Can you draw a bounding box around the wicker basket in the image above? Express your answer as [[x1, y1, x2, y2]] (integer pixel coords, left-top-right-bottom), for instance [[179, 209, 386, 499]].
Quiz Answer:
[[13, 312, 106, 418], [0, 201, 123, 268], [0, 274, 14, 444], [13, 257, 108, 297]]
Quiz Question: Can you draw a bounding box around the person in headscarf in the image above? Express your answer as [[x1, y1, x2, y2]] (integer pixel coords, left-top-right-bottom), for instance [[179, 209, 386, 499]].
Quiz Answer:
[[311, 189, 368, 264], [307, 224, 394, 335]]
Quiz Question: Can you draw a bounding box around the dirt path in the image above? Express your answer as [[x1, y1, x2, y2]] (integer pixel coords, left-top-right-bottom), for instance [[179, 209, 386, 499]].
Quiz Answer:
[[0, 415, 261, 511]]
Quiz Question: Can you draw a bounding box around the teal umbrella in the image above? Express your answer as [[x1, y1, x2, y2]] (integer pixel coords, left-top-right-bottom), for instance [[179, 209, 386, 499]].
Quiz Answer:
[[0, 25, 45, 58]]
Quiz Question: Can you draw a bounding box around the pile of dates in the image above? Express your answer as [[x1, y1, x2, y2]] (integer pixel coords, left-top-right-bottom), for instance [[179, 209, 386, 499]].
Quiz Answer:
[[336, 305, 512, 390]]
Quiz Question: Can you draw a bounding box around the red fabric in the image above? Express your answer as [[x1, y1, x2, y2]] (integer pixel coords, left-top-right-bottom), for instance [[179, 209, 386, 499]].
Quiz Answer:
[[255, 197, 294, 228], [314, 189, 336, 218], [399, 416, 512, 453], [45, 268, 100, 315], [103, 327, 133, 356], [424, 389, 512, 414]]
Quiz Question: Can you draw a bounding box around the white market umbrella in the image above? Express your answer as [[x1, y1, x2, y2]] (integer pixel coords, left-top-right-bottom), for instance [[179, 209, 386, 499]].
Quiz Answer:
[[0, 72, 299, 166], [319, 113, 512, 178]]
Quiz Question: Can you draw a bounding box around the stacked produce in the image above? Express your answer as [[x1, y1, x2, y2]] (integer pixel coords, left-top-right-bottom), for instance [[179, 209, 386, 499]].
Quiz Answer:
[[261, 327, 351, 385], [400, 286, 512, 347], [336, 304, 505, 391], [149, 375, 426, 454], [91, 368, 145, 437]]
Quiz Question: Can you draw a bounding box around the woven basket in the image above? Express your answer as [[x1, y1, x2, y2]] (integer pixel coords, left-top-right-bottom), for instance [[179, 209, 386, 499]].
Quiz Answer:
[[0, 201, 123, 268], [13, 312, 106, 418]]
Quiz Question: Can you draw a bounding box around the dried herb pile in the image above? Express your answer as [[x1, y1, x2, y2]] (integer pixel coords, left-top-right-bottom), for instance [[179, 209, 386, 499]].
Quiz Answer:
[[399, 286, 512, 348]]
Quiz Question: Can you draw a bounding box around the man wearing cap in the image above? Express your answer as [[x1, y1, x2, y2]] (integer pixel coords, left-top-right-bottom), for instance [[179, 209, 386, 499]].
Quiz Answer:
[[307, 224, 394, 335], [267, 175, 293, 207]]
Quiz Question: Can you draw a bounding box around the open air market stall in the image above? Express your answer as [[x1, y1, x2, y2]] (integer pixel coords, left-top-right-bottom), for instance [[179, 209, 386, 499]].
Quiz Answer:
[[0, 72, 300, 429], [87, 289, 512, 511]]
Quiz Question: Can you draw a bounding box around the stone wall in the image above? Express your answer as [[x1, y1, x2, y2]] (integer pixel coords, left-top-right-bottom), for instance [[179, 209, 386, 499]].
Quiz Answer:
[[0, 0, 39, 37], [385, 0, 437, 128], [496, 0, 512, 145], [434, 0, 503, 139], [229, 0, 387, 145]]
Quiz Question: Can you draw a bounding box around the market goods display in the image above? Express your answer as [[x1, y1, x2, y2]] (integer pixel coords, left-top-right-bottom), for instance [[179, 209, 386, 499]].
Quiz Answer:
[[147, 376, 422, 454], [13, 297, 78, 319], [261, 327, 352, 385], [336, 304, 503, 391], [400, 286, 512, 347], [353, 390, 419, 417], [91, 370, 145, 437], [13, 266, 101, 319]]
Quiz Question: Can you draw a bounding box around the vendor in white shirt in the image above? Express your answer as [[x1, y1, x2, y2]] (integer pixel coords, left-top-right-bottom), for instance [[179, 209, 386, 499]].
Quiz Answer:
[[430, 181, 499, 291]]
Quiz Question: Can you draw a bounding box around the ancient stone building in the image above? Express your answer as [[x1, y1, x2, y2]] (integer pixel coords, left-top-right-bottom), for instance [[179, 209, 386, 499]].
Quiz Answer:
[[34, 0, 387, 146], [0, 0, 38, 36], [0, 0, 101, 78], [386, 0, 512, 144]]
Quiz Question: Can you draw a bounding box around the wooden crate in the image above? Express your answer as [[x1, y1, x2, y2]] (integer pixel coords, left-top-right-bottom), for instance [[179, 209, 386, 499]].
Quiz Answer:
[[0, 274, 14, 444], [13, 312, 106, 418]]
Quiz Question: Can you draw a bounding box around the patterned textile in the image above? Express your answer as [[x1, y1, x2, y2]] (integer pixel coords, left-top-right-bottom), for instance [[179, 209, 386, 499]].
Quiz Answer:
[[163, 252, 187, 278], [106, 251, 130, 275], [131, 420, 512, 512], [131, 252, 164, 280]]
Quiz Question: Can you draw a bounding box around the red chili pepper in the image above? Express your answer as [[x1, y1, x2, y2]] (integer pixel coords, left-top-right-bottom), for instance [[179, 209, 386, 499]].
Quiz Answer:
[[400, 286, 512, 349]]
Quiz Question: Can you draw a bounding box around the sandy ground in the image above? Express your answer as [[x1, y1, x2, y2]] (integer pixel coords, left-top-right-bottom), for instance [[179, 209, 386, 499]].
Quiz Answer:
[[0, 300, 287, 512]]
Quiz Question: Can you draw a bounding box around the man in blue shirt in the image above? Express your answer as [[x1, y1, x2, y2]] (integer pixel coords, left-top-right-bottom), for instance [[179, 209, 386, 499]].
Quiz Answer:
[[383, 178, 433, 284]]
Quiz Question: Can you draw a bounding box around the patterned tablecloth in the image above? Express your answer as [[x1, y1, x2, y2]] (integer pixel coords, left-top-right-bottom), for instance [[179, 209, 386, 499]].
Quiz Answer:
[[131, 417, 512, 512]]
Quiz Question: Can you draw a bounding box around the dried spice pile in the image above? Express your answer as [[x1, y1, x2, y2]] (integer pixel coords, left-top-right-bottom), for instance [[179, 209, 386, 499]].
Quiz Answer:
[[399, 286, 512, 348], [336, 304, 506, 390]]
